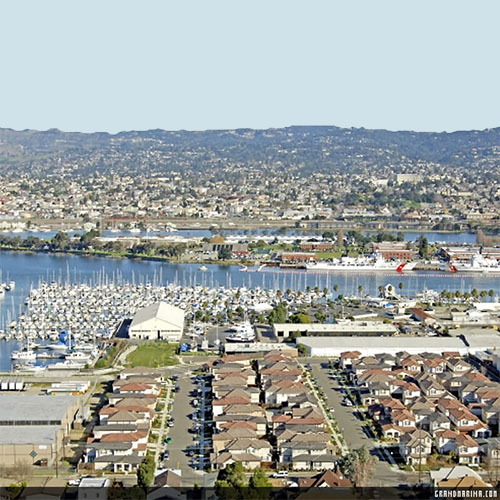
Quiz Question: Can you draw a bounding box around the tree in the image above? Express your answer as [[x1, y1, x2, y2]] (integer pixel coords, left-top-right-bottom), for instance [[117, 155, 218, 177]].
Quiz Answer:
[[218, 247, 232, 260], [137, 455, 155, 489], [358, 285, 364, 297], [333, 284, 339, 293], [398, 282, 404, 294], [290, 312, 311, 324], [416, 236, 429, 259], [268, 304, 287, 325], [215, 462, 248, 500], [337, 229, 344, 246], [489, 289, 495, 298], [378, 285, 384, 297], [340, 446, 376, 488], [249, 468, 272, 499]]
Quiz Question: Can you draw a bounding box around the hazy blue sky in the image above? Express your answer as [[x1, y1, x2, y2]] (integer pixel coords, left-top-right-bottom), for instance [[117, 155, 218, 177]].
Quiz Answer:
[[1, 1, 499, 133]]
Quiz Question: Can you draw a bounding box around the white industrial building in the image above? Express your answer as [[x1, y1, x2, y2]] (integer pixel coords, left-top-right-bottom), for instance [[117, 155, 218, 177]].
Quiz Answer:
[[273, 321, 397, 339], [129, 302, 184, 342], [297, 336, 469, 357]]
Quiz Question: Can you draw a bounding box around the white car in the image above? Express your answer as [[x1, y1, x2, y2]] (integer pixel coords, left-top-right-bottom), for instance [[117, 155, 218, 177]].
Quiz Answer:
[[271, 471, 289, 478]]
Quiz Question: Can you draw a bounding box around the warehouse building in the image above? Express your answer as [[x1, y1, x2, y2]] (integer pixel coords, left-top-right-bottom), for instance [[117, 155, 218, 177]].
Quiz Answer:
[[0, 394, 79, 467], [273, 321, 397, 340], [297, 336, 468, 357], [129, 302, 184, 341]]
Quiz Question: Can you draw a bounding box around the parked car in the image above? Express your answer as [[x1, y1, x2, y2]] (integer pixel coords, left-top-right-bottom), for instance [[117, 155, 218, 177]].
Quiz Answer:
[[271, 471, 289, 478]]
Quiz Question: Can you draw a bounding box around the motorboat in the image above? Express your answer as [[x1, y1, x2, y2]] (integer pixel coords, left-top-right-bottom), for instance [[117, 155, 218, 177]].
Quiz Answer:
[[226, 321, 256, 342], [11, 350, 37, 361], [65, 351, 92, 363]]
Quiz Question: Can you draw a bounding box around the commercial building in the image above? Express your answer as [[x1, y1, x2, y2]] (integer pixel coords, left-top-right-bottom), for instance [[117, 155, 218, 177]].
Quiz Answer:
[[224, 342, 298, 357], [273, 321, 397, 340], [128, 302, 184, 341], [371, 242, 414, 261], [297, 336, 468, 357], [0, 394, 79, 467]]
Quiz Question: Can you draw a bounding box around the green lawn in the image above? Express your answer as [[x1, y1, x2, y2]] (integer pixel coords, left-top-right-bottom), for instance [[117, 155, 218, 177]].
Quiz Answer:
[[126, 342, 179, 367]]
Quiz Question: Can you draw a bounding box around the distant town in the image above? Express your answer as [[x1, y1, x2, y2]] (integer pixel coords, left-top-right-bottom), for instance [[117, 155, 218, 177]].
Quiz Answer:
[[1, 125, 500, 497]]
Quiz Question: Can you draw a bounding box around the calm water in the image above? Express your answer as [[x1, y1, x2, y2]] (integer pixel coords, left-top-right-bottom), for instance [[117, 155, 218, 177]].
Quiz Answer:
[[1, 249, 498, 371]]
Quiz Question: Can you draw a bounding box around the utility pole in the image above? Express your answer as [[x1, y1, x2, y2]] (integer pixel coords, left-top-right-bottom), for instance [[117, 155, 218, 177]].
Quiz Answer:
[[418, 432, 422, 486]]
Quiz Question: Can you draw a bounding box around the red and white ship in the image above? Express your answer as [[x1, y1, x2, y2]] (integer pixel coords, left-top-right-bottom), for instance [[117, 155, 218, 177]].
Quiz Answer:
[[305, 253, 416, 273]]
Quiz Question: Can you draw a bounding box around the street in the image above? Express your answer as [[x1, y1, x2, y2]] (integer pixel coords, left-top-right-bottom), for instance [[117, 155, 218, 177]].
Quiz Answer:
[[307, 358, 422, 487], [161, 364, 206, 487]]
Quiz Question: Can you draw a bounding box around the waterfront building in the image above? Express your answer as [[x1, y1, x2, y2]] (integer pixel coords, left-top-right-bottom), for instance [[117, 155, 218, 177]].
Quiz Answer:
[[128, 301, 184, 341]]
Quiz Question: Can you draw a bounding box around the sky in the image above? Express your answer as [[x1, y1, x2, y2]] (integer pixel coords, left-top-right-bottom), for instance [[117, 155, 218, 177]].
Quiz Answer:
[[0, 1, 499, 134]]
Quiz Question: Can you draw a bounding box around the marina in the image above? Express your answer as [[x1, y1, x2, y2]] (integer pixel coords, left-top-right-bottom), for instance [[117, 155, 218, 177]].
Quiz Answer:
[[1, 250, 500, 372]]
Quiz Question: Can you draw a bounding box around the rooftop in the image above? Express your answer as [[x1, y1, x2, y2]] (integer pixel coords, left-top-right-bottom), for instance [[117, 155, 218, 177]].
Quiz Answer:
[[0, 394, 77, 423], [0, 425, 61, 445], [130, 301, 185, 329]]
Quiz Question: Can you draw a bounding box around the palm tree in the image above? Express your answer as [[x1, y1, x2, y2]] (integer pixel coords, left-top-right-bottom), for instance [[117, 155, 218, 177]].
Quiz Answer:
[[480, 290, 488, 299], [378, 285, 384, 297], [323, 287, 328, 297], [358, 285, 364, 297], [398, 282, 404, 294], [333, 284, 339, 293], [489, 289, 495, 298]]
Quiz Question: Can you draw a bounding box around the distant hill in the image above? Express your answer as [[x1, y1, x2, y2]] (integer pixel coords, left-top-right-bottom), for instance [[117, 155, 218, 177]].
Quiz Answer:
[[0, 125, 499, 177]]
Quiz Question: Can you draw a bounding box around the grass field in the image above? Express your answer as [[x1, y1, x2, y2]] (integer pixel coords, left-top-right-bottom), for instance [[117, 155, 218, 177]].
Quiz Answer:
[[126, 342, 179, 368]]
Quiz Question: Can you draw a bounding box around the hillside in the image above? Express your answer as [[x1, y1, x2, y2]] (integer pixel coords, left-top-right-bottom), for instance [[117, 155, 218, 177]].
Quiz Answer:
[[0, 125, 499, 177]]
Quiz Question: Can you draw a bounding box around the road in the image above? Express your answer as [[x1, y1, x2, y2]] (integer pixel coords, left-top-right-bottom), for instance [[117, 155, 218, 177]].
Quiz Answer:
[[308, 358, 422, 487], [162, 364, 206, 487]]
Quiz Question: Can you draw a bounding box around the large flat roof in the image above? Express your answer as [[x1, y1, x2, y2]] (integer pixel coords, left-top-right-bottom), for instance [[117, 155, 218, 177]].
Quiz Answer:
[[273, 322, 396, 333], [0, 394, 77, 422], [0, 425, 60, 445], [297, 336, 467, 350]]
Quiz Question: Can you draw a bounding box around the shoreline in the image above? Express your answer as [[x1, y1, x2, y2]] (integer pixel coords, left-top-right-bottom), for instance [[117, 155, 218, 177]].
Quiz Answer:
[[0, 245, 248, 266]]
